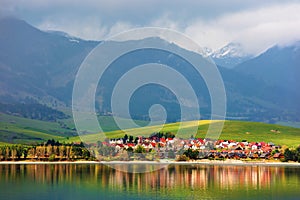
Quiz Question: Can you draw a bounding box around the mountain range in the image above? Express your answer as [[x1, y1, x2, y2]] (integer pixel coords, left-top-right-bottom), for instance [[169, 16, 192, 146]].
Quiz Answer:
[[204, 42, 253, 68], [0, 17, 299, 124]]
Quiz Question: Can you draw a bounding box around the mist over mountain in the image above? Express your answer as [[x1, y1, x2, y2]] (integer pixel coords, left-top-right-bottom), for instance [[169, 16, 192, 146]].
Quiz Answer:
[[209, 43, 254, 68], [0, 17, 299, 124], [0, 17, 99, 104]]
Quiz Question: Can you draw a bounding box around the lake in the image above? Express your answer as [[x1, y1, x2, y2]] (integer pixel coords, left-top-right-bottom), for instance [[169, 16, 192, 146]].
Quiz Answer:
[[0, 163, 299, 199]]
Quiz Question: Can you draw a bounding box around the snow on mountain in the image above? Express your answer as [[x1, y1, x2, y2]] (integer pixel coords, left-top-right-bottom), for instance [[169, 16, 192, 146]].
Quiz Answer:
[[204, 43, 253, 68], [46, 30, 81, 43], [212, 43, 248, 58]]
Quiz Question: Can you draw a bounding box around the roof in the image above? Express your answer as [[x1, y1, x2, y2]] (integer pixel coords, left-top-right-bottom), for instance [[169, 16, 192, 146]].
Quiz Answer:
[[273, 153, 282, 158]]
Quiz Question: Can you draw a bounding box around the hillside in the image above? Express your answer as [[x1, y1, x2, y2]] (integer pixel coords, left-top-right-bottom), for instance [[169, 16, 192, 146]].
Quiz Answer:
[[234, 43, 300, 111], [1, 113, 299, 147], [0, 17, 98, 105], [0, 17, 299, 124], [0, 113, 148, 144], [66, 120, 300, 147]]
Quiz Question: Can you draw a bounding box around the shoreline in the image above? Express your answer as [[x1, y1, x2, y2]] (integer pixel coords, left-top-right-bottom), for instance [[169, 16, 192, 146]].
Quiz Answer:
[[0, 160, 299, 167]]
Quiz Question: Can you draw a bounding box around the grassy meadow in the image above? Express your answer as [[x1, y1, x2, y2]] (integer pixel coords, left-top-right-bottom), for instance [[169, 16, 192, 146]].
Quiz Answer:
[[0, 113, 300, 147], [67, 120, 300, 147]]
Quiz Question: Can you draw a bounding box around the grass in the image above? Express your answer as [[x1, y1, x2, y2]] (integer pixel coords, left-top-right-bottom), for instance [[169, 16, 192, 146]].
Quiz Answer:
[[65, 120, 300, 147], [62, 120, 215, 143], [0, 113, 73, 144], [1, 113, 299, 147], [0, 113, 75, 135], [66, 115, 150, 133], [0, 113, 149, 144]]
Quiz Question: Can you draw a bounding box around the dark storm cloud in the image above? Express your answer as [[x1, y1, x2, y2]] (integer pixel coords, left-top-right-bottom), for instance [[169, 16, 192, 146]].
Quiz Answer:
[[2, 0, 300, 53]]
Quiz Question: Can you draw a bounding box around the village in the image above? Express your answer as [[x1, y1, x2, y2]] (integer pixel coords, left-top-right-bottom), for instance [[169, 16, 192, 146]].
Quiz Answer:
[[100, 132, 286, 161], [1, 132, 298, 162]]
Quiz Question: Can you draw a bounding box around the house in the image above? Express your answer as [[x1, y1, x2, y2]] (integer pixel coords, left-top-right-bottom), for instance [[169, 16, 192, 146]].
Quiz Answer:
[[260, 153, 270, 159], [273, 153, 284, 160], [249, 153, 259, 159], [115, 144, 124, 150], [234, 146, 244, 151]]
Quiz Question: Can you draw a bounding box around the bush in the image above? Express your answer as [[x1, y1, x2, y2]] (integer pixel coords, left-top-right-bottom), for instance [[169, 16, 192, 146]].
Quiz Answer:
[[134, 145, 146, 153], [176, 154, 190, 161], [284, 148, 298, 162], [183, 149, 199, 160], [49, 154, 56, 162]]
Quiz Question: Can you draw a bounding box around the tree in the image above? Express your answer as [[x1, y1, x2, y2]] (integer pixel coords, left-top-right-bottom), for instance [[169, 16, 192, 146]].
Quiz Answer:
[[0, 146, 5, 160], [165, 132, 175, 139], [49, 154, 56, 161], [15, 145, 23, 160], [72, 146, 83, 158], [59, 145, 66, 159], [66, 146, 71, 160], [11, 148, 17, 160], [82, 149, 91, 160], [129, 135, 134, 143], [123, 134, 128, 142], [296, 146, 300, 162], [53, 146, 59, 156], [184, 149, 199, 160], [284, 148, 296, 161], [135, 145, 146, 153], [5, 146, 11, 160], [134, 137, 139, 144], [23, 147, 28, 159], [46, 145, 53, 156], [28, 147, 36, 159], [134, 145, 146, 160]]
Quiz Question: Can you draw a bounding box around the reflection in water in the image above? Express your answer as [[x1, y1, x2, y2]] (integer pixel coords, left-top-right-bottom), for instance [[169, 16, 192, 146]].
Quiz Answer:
[[0, 164, 299, 199]]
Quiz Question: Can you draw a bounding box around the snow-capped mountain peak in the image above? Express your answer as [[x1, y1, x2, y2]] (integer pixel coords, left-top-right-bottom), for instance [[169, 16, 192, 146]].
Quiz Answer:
[[212, 42, 249, 58], [204, 43, 253, 68], [46, 30, 81, 43]]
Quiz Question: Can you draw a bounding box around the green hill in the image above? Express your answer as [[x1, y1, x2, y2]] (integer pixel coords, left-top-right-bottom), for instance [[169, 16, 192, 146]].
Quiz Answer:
[[67, 120, 300, 147], [0, 113, 147, 144], [0, 113, 299, 147]]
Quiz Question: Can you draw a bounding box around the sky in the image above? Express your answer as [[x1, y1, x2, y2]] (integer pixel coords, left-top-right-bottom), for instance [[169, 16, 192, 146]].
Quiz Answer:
[[1, 0, 300, 55]]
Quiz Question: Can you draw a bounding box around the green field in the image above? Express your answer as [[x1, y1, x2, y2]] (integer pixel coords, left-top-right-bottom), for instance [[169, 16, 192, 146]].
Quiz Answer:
[[0, 113, 300, 147], [0, 113, 148, 144], [67, 120, 300, 147]]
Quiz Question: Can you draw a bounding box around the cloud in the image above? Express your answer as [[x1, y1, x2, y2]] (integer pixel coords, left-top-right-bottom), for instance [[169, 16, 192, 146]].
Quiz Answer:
[[38, 17, 108, 40], [183, 3, 300, 54], [0, 0, 16, 17], [150, 13, 181, 30], [38, 16, 137, 41], [3, 1, 300, 54], [107, 22, 136, 37]]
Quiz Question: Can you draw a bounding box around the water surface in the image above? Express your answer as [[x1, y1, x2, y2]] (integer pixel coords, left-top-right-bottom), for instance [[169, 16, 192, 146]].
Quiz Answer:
[[0, 164, 299, 199]]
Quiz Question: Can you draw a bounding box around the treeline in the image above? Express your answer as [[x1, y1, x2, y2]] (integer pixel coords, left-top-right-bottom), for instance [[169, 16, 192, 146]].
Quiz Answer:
[[149, 132, 176, 139], [97, 144, 176, 161], [176, 146, 300, 162], [109, 132, 176, 146], [283, 147, 300, 162], [0, 140, 94, 161], [0, 102, 69, 121]]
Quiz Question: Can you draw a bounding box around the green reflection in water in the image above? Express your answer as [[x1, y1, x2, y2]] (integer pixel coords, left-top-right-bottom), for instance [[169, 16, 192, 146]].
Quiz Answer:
[[0, 164, 299, 199]]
